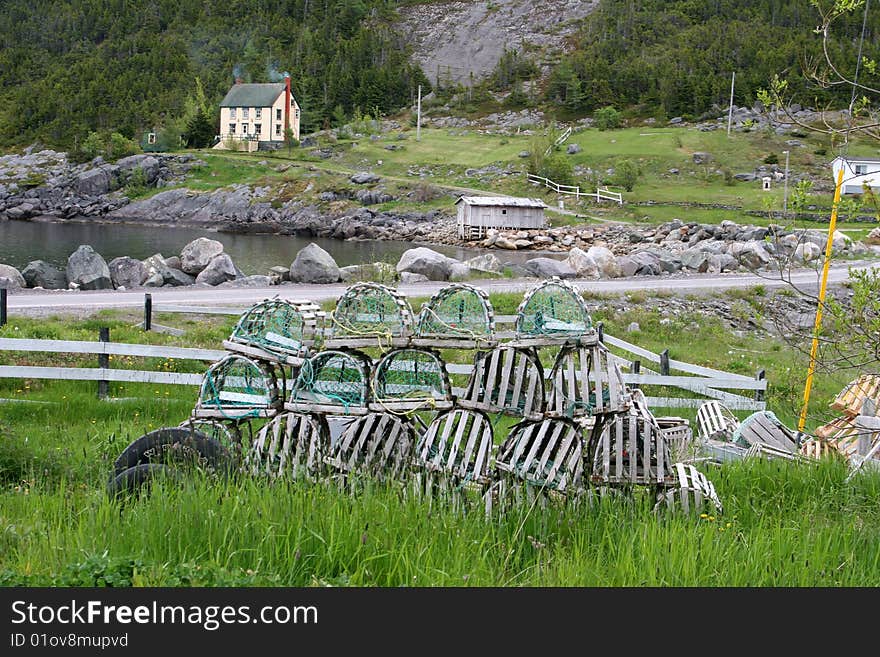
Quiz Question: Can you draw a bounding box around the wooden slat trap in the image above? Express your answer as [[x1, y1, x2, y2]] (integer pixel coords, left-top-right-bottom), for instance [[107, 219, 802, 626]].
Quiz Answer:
[[731, 410, 799, 454], [324, 412, 416, 482], [413, 283, 496, 349], [590, 397, 672, 487], [286, 349, 372, 415], [696, 401, 740, 442], [247, 412, 329, 480], [547, 343, 629, 419], [413, 409, 494, 497], [831, 374, 880, 417], [192, 354, 280, 420], [655, 416, 695, 463], [223, 298, 325, 366], [326, 282, 414, 349], [458, 346, 545, 419], [654, 463, 723, 516], [494, 417, 586, 501], [370, 348, 454, 413], [513, 277, 596, 346]]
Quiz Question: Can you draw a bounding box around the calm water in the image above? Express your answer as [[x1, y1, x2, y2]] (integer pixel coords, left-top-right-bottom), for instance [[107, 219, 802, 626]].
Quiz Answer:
[[0, 220, 495, 274]]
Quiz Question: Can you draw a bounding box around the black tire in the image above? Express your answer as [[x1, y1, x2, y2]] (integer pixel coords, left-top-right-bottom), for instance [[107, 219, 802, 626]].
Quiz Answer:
[[112, 427, 233, 479], [107, 463, 181, 500]]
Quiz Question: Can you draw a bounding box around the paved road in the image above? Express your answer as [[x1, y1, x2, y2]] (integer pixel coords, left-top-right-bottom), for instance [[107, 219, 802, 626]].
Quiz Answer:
[[5, 262, 875, 315]]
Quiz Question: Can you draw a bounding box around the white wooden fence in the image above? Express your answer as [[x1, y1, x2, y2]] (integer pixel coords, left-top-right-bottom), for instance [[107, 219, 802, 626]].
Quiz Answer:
[[0, 312, 767, 410], [526, 173, 623, 205]]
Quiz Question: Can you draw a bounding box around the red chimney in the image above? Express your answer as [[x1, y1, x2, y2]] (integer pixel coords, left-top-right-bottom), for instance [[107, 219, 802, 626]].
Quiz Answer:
[[284, 74, 291, 140]]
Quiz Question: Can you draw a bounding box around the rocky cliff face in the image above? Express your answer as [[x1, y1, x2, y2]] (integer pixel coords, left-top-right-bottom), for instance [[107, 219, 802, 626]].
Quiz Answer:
[[397, 0, 598, 85]]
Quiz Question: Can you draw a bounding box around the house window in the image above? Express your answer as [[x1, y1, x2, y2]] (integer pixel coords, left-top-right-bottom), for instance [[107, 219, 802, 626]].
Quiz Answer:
[[254, 124, 261, 135], [275, 124, 281, 136], [290, 98, 296, 107], [147, 133, 157, 145], [229, 123, 236, 134], [255, 108, 262, 119], [855, 164, 868, 175], [501, 209, 507, 215], [295, 108, 300, 119], [230, 108, 237, 119], [242, 108, 249, 119], [242, 124, 249, 135], [276, 109, 282, 121]]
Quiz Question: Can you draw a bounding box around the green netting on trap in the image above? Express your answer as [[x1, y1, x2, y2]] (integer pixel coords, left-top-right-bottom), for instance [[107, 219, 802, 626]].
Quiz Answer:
[[196, 355, 276, 416], [373, 348, 452, 406], [330, 283, 413, 343], [515, 277, 592, 338], [416, 283, 495, 340], [229, 299, 322, 359], [289, 350, 371, 410]]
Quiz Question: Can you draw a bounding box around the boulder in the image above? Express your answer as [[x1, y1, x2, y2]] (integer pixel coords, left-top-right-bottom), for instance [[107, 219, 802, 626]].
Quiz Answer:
[[831, 229, 852, 254], [709, 253, 738, 272], [162, 267, 195, 287], [692, 152, 712, 164], [657, 252, 682, 274], [21, 260, 67, 289], [116, 154, 161, 184], [449, 262, 471, 282], [680, 248, 711, 273], [616, 256, 639, 277], [587, 246, 621, 278], [494, 236, 518, 250], [629, 251, 661, 276], [566, 143, 582, 155], [400, 272, 429, 284], [75, 167, 112, 196], [143, 272, 165, 287], [794, 242, 822, 263], [180, 237, 224, 274], [218, 275, 272, 288], [268, 265, 291, 283], [566, 247, 599, 278], [164, 256, 183, 271], [396, 247, 455, 281], [108, 257, 147, 289], [464, 253, 502, 274], [195, 254, 238, 286], [732, 241, 772, 270], [866, 227, 880, 245], [289, 243, 341, 284], [523, 257, 576, 279], [350, 171, 381, 184], [66, 245, 112, 290], [0, 264, 26, 290]]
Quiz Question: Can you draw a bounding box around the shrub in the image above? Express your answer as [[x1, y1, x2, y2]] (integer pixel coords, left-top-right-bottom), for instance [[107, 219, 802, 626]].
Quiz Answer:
[[613, 159, 640, 192], [594, 106, 622, 130], [764, 153, 779, 165]]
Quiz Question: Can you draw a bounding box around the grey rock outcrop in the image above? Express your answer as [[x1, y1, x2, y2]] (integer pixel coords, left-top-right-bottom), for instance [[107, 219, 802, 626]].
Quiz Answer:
[[350, 172, 381, 184], [21, 260, 67, 289], [116, 154, 160, 184], [108, 257, 148, 289], [195, 254, 238, 286], [0, 264, 26, 290], [587, 246, 621, 278], [180, 237, 225, 275], [75, 167, 112, 197], [289, 243, 341, 284], [523, 257, 576, 279], [396, 247, 455, 281], [66, 245, 112, 290], [465, 253, 502, 274], [566, 247, 599, 278]]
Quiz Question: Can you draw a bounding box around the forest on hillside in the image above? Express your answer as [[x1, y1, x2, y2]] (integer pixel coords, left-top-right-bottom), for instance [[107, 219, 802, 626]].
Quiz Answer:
[[0, 0, 428, 148], [1, 0, 878, 150], [547, 0, 880, 118]]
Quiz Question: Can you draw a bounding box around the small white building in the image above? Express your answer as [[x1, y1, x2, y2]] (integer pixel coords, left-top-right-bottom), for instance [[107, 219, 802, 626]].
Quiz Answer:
[[831, 156, 880, 194], [456, 196, 547, 239]]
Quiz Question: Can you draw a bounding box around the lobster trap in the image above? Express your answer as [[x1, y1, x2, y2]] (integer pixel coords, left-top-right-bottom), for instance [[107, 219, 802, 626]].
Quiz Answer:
[[547, 344, 630, 419], [223, 298, 325, 365], [413, 283, 496, 348], [286, 349, 372, 415], [193, 354, 281, 421], [370, 348, 454, 413], [247, 411, 330, 480], [324, 412, 416, 483], [513, 277, 594, 346], [458, 346, 545, 419], [326, 283, 414, 349]]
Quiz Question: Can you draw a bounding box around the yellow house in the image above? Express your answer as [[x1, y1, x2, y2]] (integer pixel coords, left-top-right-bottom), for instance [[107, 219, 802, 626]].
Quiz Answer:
[[217, 78, 301, 150]]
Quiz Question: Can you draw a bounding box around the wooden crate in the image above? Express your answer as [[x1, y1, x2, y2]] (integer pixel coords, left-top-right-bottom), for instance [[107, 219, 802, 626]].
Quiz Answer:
[[831, 374, 880, 417]]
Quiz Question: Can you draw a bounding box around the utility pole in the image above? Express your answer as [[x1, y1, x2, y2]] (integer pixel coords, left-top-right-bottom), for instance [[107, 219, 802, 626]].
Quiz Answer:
[[782, 150, 790, 215], [416, 84, 421, 142], [727, 71, 736, 137]]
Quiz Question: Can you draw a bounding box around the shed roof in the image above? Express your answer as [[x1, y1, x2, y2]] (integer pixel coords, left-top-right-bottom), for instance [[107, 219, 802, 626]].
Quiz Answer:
[[220, 83, 292, 108], [456, 196, 547, 208], [832, 156, 880, 164]]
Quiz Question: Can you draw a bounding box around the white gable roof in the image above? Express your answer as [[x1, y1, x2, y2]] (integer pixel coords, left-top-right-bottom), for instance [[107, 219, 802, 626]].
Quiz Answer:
[[456, 196, 547, 208]]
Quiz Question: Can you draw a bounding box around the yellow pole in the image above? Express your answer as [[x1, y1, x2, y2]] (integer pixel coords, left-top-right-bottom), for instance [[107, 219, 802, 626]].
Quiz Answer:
[[798, 166, 845, 432]]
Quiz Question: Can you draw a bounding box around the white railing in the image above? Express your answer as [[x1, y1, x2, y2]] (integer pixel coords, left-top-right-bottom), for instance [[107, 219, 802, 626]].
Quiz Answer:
[[544, 126, 573, 155], [0, 317, 767, 410], [526, 174, 624, 205]]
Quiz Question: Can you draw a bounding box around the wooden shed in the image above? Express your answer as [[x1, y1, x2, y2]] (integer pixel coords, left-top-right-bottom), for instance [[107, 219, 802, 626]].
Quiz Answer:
[[456, 196, 547, 239]]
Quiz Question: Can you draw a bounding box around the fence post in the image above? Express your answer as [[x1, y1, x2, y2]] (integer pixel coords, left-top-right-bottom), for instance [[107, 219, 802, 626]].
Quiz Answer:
[[98, 327, 110, 399], [631, 360, 640, 390], [144, 293, 152, 331], [0, 288, 6, 328], [755, 369, 766, 402], [597, 321, 604, 342], [660, 349, 670, 376]]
